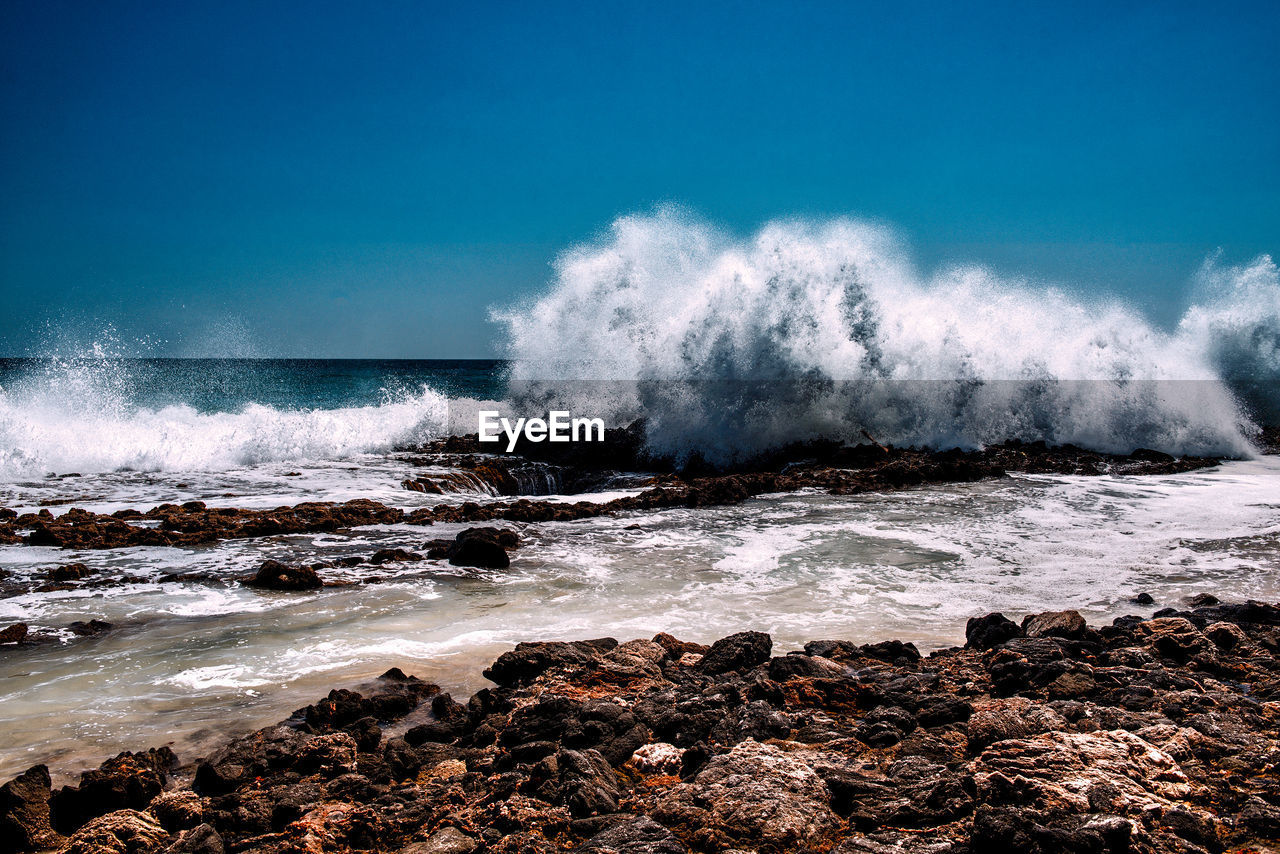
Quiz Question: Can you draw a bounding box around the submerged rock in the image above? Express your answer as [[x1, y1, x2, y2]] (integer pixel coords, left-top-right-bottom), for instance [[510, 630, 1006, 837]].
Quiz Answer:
[[244, 560, 323, 591]]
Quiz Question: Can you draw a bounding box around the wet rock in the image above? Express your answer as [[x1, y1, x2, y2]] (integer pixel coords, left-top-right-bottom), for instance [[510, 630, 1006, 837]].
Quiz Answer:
[[0, 764, 59, 852], [964, 613, 1022, 650], [68, 620, 114, 637], [369, 548, 424, 564], [60, 809, 170, 854], [445, 528, 515, 569], [244, 560, 323, 591], [696, 631, 772, 675], [1021, 609, 1087, 640], [48, 563, 94, 581], [0, 623, 28, 644], [1186, 592, 1220, 607], [1131, 592, 1156, 605]]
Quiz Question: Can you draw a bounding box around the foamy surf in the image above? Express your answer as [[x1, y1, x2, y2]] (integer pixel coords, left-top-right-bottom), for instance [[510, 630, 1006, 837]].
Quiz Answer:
[[0, 381, 452, 479], [499, 210, 1279, 463]]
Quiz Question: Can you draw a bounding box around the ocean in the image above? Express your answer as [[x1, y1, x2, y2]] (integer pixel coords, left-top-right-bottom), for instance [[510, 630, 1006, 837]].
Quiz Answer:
[[1, 214, 1278, 781]]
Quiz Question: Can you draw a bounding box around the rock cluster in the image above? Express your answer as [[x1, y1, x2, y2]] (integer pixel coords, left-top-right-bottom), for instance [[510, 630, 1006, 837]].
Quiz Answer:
[[4, 601, 1278, 853], [0, 442, 1217, 552]]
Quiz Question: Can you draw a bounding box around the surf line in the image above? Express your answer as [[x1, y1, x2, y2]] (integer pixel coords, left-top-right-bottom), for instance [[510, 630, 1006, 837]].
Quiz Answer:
[[478, 410, 606, 453]]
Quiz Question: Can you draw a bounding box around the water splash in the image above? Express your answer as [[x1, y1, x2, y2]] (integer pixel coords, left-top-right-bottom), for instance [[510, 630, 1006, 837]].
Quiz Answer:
[[0, 353, 452, 478], [499, 209, 1274, 463]]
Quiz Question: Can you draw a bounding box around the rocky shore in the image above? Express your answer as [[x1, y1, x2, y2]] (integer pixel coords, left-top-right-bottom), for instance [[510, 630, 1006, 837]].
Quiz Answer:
[[0, 439, 1217, 554], [4, 601, 1279, 854]]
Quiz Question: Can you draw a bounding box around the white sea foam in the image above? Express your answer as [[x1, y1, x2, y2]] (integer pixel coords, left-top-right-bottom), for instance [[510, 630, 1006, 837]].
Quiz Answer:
[[0, 372, 452, 479], [499, 209, 1279, 462]]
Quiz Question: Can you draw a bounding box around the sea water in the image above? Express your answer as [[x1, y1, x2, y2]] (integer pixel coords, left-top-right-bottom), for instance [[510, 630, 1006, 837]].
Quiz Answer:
[[1, 212, 1278, 781]]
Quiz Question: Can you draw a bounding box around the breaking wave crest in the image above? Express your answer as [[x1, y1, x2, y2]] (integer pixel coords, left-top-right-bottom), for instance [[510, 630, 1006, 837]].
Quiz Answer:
[[0, 357, 451, 478], [499, 210, 1279, 463]]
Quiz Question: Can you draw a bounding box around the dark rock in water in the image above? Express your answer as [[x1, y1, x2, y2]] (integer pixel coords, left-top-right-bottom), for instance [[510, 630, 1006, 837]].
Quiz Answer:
[[68, 620, 113, 637], [51, 748, 176, 834], [447, 536, 509, 568], [697, 631, 772, 675], [1186, 592, 1220, 607], [47, 563, 93, 581], [368, 548, 424, 565], [426, 527, 519, 569], [1129, 447, 1176, 463], [0, 764, 59, 852], [1131, 592, 1156, 605], [964, 613, 1022, 649], [1021, 609, 1087, 639], [244, 559, 322, 591], [0, 622, 28, 644]]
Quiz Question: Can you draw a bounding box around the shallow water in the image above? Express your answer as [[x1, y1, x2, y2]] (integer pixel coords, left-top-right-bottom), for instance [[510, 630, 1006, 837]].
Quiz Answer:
[[2, 454, 1278, 782]]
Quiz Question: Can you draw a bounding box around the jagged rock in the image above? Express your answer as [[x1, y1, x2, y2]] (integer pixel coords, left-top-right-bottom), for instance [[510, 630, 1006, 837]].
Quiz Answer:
[[972, 729, 1219, 850], [1021, 609, 1087, 640], [244, 560, 323, 591], [164, 824, 223, 854], [965, 613, 1022, 649], [52, 749, 175, 834], [0, 764, 58, 852], [60, 810, 169, 854], [0, 623, 28, 644], [577, 816, 686, 853], [483, 639, 618, 686], [696, 631, 772, 675], [655, 739, 838, 849], [399, 826, 478, 854], [147, 791, 205, 833]]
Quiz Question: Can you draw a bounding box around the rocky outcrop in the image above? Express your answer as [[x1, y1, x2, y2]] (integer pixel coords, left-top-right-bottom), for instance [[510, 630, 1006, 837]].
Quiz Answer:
[[0, 764, 60, 852], [0, 440, 1221, 554], [423, 528, 519, 569], [6, 602, 1279, 853]]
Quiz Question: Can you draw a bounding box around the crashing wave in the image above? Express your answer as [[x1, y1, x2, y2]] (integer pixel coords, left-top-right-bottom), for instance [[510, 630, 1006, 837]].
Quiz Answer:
[[498, 209, 1277, 464]]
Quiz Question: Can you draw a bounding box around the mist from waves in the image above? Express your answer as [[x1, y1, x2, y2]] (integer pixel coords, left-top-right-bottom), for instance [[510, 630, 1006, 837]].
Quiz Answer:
[[498, 209, 1280, 464], [0, 354, 463, 479]]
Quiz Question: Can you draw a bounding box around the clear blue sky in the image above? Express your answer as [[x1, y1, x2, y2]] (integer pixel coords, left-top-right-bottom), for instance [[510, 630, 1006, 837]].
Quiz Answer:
[[1, 0, 1277, 357]]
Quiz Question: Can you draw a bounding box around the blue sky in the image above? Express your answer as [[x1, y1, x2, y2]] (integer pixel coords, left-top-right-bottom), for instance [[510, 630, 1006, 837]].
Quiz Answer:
[[1, 0, 1277, 357]]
